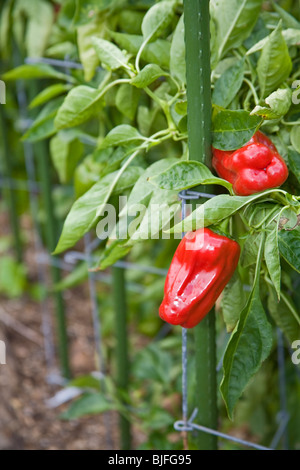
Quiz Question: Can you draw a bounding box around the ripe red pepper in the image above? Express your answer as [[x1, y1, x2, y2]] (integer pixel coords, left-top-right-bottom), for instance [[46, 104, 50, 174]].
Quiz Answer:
[[212, 131, 289, 196], [159, 228, 240, 328]]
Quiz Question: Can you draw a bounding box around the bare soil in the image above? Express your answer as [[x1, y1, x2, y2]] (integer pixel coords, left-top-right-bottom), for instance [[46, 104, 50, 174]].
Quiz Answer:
[[0, 212, 123, 450]]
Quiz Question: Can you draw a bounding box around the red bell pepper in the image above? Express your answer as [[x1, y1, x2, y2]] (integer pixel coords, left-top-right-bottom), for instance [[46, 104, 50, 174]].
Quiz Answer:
[[159, 228, 240, 328], [212, 131, 289, 196]]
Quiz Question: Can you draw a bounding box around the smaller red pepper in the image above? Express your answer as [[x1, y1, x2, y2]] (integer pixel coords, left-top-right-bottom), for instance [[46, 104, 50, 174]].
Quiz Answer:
[[212, 131, 289, 196], [159, 228, 240, 328]]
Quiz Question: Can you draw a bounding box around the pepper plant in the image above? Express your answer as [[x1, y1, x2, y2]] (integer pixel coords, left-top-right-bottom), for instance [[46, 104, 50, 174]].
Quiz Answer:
[[3, 0, 300, 427]]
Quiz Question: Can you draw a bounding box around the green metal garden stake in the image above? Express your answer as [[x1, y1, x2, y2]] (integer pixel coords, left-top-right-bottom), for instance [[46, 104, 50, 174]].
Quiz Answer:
[[0, 105, 23, 262], [183, 0, 218, 450], [35, 139, 70, 379], [112, 266, 131, 450]]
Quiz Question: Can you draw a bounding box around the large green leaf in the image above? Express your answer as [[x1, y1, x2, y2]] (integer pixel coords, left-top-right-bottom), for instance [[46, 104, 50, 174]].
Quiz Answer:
[[92, 37, 129, 70], [29, 84, 72, 109], [50, 132, 83, 184], [61, 393, 118, 420], [17, 0, 54, 58], [212, 59, 245, 108], [141, 0, 176, 41], [257, 22, 292, 98], [251, 88, 292, 120], [54, 86, 104, 130], [170, 14, 186, 84], [130, 64, 167, 88], [212, 109, 262, 150], [110, 32, 170, 68], [22, 98, 64, 142], [264, 225, 281, 299], [2, 63, 75, 82], [278, 229, 300, 273], [272, 3, 300, 29], [116, 84, 141, 120], [221, 272, 246, 332], [211, 0, 263, 59], [267, 286, 300, 344], [247, 28, 300, 55], [98, 158, 179, 269], [99, 125, 145, 148], [220, 235, 273, 418], [288, 148, 300, 183], [54, 166, 143, 254], [169, 189, 283, 233], [149, 160, 232, 192], [77, 21, 101, 82], [291, 126, 300, 154]]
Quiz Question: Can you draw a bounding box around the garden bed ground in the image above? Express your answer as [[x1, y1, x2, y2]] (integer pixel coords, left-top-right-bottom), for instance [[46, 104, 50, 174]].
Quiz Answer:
[[0, 211, 127, 450]]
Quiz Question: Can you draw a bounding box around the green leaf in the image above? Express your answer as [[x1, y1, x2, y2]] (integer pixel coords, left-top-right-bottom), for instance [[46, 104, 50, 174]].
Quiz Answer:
[[221, 272, 246, 332], [61, 393, 118, 420], [211, 0, 263, 59], [257, 22, 292, 98], [77, 21, 101, 82], [241, 232, 262, 268], [29, 84, 72, 109], [115, 84, 140, 120], [22, 98, 64, 142], [278, 229, 300, 273], [267, 286, 300, 344], [92, 37, 129, 70], [272, 2, 300, 29], [170, 14, 186, 84], [110, 32, 170, 69], [2, 63, 75, 83], [288, 148, 300, 183], [130, 64, 167, 88], [264, 226, 281, 299], [174, 100, 187, 116], [98, 241, 131, 270], [54, 166, 143, 254], [212, 59, 245, 108], [169, 189, 281, 233], [99, 158, 179, 268], [50, 133, 83, 184], [54, 86, 104, 130], [149, 161, 232, 192], [99, 125, 145, 149], [291, 126, 300, 154], [212, 109, 262, 151], [251, 88, 292, 120], [53, 262, 88, 292], [22, 0, 54, 58], [0, 256, 27, 298], [141, 0, 176, 41], [247, 29, 300, 55], [220, 235, 273, 418]]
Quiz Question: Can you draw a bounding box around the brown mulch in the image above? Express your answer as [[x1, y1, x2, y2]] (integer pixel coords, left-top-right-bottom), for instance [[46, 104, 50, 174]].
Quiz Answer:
[[0, 211, 128, 450]]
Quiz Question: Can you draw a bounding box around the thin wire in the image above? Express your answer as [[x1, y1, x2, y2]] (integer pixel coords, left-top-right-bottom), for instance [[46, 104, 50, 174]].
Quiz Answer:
[[174, 409, 273, 451], [64, 250, 168, 276], [25, 57, 84, 70]]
